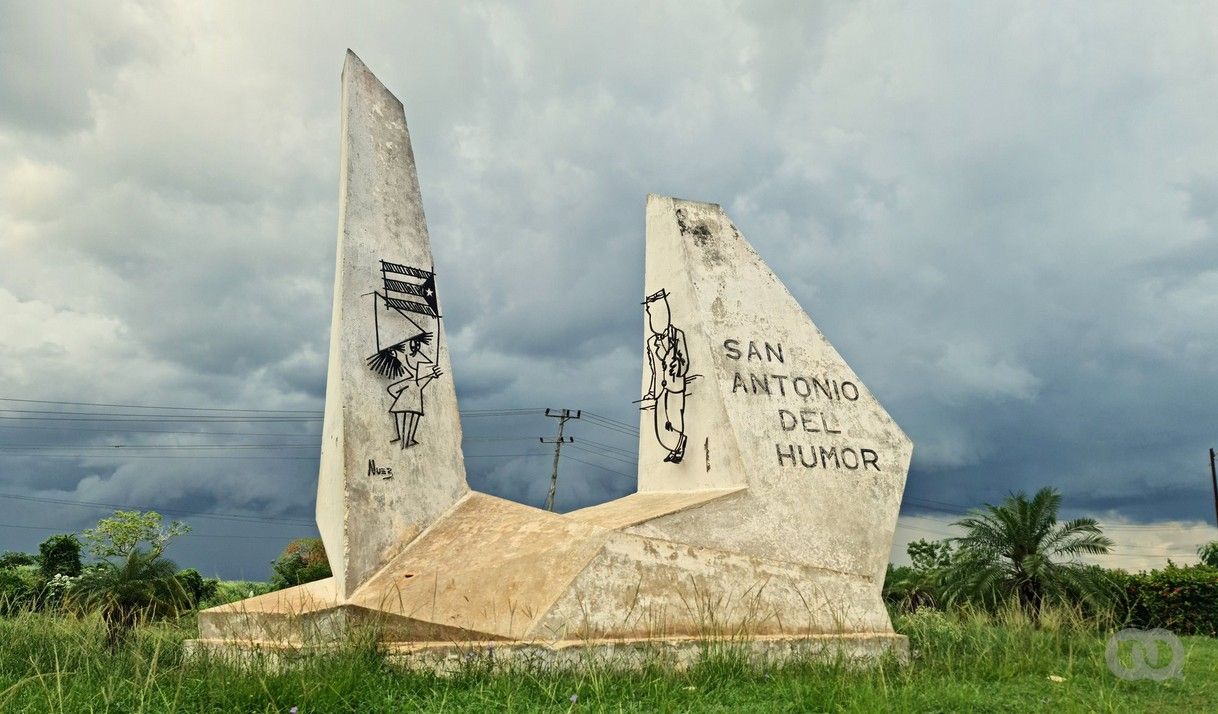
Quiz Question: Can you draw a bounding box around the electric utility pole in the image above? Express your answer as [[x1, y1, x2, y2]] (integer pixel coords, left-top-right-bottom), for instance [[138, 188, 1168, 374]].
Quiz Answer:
[[541, 408, 580, 512], [1209, 447, 1217, 529]]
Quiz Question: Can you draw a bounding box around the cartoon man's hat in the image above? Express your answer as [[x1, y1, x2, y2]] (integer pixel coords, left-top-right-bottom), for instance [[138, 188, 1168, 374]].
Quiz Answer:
[[641, 288, 669, 304]]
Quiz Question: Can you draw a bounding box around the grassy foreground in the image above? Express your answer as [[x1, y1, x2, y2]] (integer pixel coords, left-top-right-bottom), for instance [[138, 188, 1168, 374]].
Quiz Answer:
[[0, 609, 1214, 712]]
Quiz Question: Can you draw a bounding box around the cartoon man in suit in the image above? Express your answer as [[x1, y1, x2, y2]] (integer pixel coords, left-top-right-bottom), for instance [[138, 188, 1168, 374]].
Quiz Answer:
[[640, 288, 690, 464]]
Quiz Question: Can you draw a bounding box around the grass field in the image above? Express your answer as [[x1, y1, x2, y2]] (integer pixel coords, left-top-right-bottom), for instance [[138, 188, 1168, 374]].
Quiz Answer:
[[0, 608, 1213, 712]]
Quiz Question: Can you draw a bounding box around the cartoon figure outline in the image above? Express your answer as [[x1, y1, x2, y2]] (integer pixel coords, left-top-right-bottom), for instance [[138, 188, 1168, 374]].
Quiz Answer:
[[365, 261, 443, 450], [639, 288, 695, 463]]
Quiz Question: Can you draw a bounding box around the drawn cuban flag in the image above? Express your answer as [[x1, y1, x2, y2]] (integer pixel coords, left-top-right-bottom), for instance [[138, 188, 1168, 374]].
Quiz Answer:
[[380, 260, 439, 318]]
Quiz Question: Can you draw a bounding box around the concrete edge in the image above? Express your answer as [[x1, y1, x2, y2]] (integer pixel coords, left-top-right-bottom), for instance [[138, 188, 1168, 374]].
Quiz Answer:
[[183, 632, 909, 673]]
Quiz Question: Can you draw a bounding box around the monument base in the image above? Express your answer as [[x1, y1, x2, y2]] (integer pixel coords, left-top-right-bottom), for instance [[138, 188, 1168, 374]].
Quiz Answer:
[[184, 633, 908, 673], [188, 492, 905, 670]]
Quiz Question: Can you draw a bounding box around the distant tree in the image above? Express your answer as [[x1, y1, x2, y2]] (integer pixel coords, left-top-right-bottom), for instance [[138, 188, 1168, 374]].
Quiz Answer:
[[270, 537, 331, 590], [908, 538, 954, 571], [70, 549, 188, 648], [68, 510, 193, 647], [1198, 541, 1218, 568], [0, 551, 37, 569], [0, 567, 38, 615], [82, 510, 190, 560], [38, 534, 82, 579], [175, 568, 219, 608], [885, 539, 954, 611], [943, 487, 1115, 619]]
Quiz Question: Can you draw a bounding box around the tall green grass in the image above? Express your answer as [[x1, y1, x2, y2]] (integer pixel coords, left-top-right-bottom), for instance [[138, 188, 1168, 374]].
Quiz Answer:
[[0, 605, 1214, 712]]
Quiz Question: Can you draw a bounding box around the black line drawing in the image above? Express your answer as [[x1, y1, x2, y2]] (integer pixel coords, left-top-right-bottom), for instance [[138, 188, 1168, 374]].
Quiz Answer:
[[366, 260, 443, 450], [638, 288, 697, 464]]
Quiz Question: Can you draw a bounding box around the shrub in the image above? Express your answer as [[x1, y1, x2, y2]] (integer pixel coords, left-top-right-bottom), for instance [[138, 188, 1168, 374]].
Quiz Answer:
[[943, 488, 1113, 618], [201, 580, 274, 609], [0, 566, 39, 615], [1111, 563, 1218, 636], [69, 549, 189, 648], [0, 551, 37, 569], [270, 537, 331, 590], [1198, 541, 1218, 568], [38, 534, 83, 579], [884, 539, 954, 613], [176, 568, 219, 608]]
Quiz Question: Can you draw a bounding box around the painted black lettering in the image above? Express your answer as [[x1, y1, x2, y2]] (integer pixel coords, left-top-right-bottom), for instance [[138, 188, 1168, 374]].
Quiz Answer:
[[747, 341, 763, 361], [861, 449, 880, 471], [841, 381, 860, 400], [765, 342, 784, 363], [799, 409, 821, 433], [778, 409, 798, 431], [797, 445, 816, 468], [793, 377, 812, 398], [771, 374, 788, 396], [841, 448, 859, 469], [776, 443, 797, 467], [750, 373, 771, 395], [723, 339, 742, 360], [813, 377, 834, 400], [819, 446, 840, 468], [732, 372, 748, 394]]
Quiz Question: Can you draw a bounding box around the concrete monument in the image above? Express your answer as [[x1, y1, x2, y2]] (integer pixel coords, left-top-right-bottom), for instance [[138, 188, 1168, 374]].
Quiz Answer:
[[187, 52, 913, 668]]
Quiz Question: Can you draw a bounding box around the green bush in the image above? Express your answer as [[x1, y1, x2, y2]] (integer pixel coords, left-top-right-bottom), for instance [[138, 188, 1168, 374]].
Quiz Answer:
[[1198, 541, 1218, 568], [0, 551, 37, 569], [269, 537, 331, 590], [38, 534, 83, 579], [200, 580, 274, 609], [0, 566, 39, 615], [175, 568, 219, 608], [1111, 563, 1218, 636]]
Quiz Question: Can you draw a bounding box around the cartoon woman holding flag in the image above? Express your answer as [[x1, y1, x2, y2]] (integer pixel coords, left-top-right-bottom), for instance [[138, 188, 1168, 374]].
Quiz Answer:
[[365, 260, 444, 449]]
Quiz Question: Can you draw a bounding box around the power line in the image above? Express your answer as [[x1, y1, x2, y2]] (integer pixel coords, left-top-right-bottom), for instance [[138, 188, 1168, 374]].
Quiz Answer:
[[0, 444, 318, 451], [0, 397, 319, 414], [0, 491, 314, 527], [577, 438, 637, 456], [0, 424, 321, 438], [0, 397, 543, 418], [581, 411, 640, 432], [0, 454, 319, 460], [581, 415, 640, 438], [0, 520, 302, 541], [560, 454, 635, 480], [568, 443, 636, 467]]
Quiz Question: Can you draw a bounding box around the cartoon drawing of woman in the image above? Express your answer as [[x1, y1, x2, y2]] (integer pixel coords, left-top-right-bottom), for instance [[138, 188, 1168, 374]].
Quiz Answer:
[[385, 332, 442, 448]]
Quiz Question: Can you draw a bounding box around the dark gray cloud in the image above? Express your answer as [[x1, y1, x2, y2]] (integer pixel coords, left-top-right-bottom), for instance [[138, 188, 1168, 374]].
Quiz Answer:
[[1, 1, 1216, 577]]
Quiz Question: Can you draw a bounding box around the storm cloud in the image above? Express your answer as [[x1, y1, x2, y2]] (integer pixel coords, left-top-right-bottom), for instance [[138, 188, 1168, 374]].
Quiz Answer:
[[1, 1, 1216, 577]]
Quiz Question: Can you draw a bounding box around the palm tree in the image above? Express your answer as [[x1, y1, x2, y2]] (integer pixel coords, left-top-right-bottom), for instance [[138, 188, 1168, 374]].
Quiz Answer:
[[943, 487, 1114, 618], [69, 548, 189, 648]]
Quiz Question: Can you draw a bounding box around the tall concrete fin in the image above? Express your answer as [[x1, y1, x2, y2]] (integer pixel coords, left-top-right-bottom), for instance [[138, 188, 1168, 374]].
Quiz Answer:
[[317, 51, 469, 598], [633, 195, 912, 588]]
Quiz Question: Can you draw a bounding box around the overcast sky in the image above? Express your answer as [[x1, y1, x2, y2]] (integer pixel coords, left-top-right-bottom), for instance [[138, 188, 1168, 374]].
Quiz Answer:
[[1, 2, 1216, 578]]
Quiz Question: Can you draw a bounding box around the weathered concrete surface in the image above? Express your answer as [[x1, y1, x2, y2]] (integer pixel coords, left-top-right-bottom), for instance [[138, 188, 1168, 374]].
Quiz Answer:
[[631, 196, 912, 596], [185, 633, 908, 673], [317, 50, 468, 598], [347, 493, 611, 640], [565, 487, 744, 529], [198, 493, 887, 648]]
